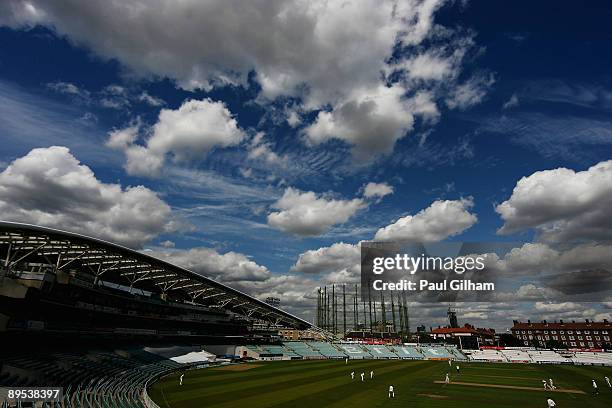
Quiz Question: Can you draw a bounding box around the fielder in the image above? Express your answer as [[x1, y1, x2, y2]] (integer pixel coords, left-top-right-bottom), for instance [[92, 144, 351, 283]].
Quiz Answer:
[[350, 371, 354, 380], [456, 365, 460, 374], [361, 372, 365, 382], [542, 380, 549, 390], [547, 397, 556, 407], [592, 379, 598, 394], [445, 373, 450, 384], [370, 370, 374, 379], [549, 378, 556, 390], [179, 373, 184, 386], [388, 385, 395, 398], [605, 376, 611, 388], [345, 357, 348, 364]]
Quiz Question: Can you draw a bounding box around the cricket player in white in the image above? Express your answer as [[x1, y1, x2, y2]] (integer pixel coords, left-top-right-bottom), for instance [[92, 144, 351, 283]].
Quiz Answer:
[[445, 373, 450, 384], [361, 372, 365, 382], [388, 385, 395, 398], [370, 370, 374, 379], [605, 376, 611, 388], [548, 378, 555, 390], [179, 373, 184, 386], [547, 397, 556, 407], [542, 380, 549, 390], [456, 365, 460, 374], [350, 371, 354, 380], [345, 357, 348, 364], [592, 379, 598, 394]]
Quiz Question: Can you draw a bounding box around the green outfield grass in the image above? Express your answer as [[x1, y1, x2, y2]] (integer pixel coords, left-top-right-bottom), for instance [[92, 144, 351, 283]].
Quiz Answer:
[[149, 359, 612, 408]]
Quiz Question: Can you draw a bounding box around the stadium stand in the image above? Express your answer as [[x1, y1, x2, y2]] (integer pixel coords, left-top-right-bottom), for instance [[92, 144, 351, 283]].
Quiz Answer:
[[361, 345, 398, 359], [446, 345, 468, 361], [308, 342, 347, 358], [527, 350, 571, 364], [336, 344, 372, 359], [571, 351, 612, 366], [0, 222, 313, 406], [500, 349, 533, 363], [418, 346, 453, 360], [283, 342, 324, 359], [390, 345, 425, 360], [468, 349, 507, 362], [0, 346, 182, 408]]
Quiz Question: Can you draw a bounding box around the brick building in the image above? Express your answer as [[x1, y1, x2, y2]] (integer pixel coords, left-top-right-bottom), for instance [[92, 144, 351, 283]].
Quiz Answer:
[[511, 319, 611, 349]]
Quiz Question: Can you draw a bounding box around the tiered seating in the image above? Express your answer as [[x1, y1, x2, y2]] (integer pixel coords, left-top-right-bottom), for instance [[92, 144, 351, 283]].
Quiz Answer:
[[390, 345, 425, 360], [261, 345, 286, 355], [418, 346, 453, 359], [308, 342, 347, 358], [501, 349, 533, 363], [445, 346, 468, 361], [528, 350, 569, 364], [362, 345, 398, 359], [336, 344, 372, 359], [0, 348, 182, 408], [468, 349, 507, 362], [571, 352, 612, 366], [284, 342, 324, 359], [246, 344, 263, 353]]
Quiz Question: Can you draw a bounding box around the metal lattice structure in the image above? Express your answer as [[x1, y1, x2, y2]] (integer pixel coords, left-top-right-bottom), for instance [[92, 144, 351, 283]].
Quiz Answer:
[[0, 221, 311, 329]]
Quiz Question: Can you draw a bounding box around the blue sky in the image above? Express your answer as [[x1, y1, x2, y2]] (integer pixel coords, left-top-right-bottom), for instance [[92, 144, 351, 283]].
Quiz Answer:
[[1, 1, 611, 327]]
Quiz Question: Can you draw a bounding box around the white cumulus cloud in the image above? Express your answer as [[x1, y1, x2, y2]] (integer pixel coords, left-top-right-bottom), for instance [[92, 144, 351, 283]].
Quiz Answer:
[[146, 247, 271, 282], [108, 98, 245, 176], [1, 0, 491, 162], [362, 182, 394, 200], [267, 188, 365, 236], [496, 160, 612, 242], [0, 146, 174, 248], [374, 198, 477, 242]]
